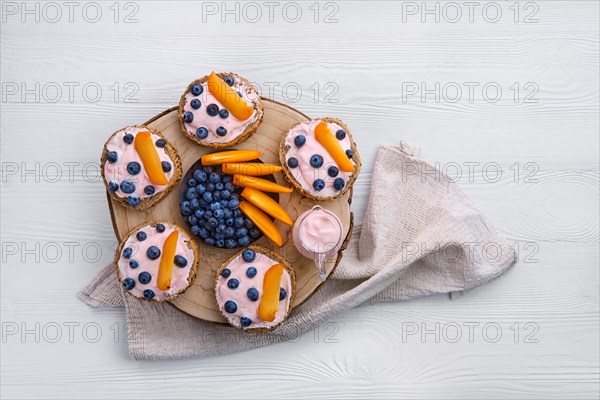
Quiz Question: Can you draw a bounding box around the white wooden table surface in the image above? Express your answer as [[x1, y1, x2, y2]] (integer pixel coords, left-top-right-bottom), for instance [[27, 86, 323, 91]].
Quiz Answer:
[[1, 1, 598, 398]]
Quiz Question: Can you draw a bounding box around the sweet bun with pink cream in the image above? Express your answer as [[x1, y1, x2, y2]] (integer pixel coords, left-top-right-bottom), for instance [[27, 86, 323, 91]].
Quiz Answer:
[[178, 72, 264, 148], [214, 245, 295, 332], [101, 125, 182, 210], [115, 221, 199, 302], [279, 117, 361, 201]]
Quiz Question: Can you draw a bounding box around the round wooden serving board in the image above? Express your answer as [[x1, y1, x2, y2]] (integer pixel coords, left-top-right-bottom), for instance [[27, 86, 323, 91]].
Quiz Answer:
[[107, 99, 354, 323]]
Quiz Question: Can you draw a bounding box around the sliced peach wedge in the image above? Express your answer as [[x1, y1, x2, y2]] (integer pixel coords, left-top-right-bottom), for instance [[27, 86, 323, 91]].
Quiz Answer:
[[233, 174, 293, 193], [207, 71, 254, 121], [134, 131, 169, 185], [314, 122, 355, 173], [222, 162, 283, 176], [201, 150, 261, 166], [241, 188, 293, 226], [157, 230, 178, 291], [239, 201, 283, 246], [257, 263, 285, 322]]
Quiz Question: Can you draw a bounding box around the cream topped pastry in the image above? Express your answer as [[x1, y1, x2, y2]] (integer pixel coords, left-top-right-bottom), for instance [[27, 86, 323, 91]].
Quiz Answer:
[[102, 125, 181, 210], [179, 72, 264, 148], [215, 246, 295, 332], [116, 221, 199, 301], [280, 117, 361, 200]]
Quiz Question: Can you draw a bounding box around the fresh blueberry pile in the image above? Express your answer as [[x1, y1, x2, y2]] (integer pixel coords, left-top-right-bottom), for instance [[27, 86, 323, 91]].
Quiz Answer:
[[179, 164, 262, 248]]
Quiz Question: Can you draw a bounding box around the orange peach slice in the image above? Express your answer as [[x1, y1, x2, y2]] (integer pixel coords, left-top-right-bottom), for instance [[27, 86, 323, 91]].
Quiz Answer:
[[314, 122, 355, 173], [201, 150, 261, 166], [207, 72, 254, 120], [222, 163, 283, 176], [257, 263, 285, 322], [239, 201, 283, 246], [233, 174, 293, 193], [241, 188, 293, 226], [157, 230, 178, 291], [134, 131, 169, 185]]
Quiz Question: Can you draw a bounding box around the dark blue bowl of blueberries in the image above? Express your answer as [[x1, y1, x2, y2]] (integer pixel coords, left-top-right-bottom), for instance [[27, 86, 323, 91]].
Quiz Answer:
[[179, 158, 279, 249]]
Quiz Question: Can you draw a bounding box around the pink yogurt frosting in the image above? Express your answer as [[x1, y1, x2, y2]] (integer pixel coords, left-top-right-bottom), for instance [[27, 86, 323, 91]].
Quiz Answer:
[[117, 222, 196, 301], [103, 126, 175, 199], [182, 77, 260, 144], [215, 250, 293, 330], [284, 120, 357, 197]]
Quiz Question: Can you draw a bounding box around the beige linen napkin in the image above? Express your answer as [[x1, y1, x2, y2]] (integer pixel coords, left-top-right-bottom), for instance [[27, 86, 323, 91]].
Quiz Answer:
[[79, 142, 516, 359]]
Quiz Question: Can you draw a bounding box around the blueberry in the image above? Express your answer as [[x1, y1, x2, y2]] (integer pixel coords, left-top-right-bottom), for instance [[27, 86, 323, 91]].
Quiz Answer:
[[146, 246, 161, 260], [220, 268, 231, 278], [190, 198, 200, 209], [219, 109, 229, 119], [107, 151, 118, 163], [108, 181, 119, 192], [194, 170, 208, 182], [310, 154, 324, 168], [294, 135, 306, 147], [224, 300, 237, 313], [242, 248, 256, 262], [220, 189, 231, 199], [328, 166, 339, 177], [155, 223, 165, 233], [215, 239, 225, 248], [123, 134, 134, 144], [225, 226, 235, 238], [174, 255, 187, 267], [333, 177, 345, 190], [127, 195, 140, 206], [244, 218, 253, 229], [227, 278, 240, 289], [127, 161, 141, 175], [210, 201, 221, 211], [191, 84, 203, 96], [186, 187, 198, 200], [203, 165, 214, 174], [228, 199, 240, 209], [180, 201, 192, 216], [336, 129, 346, 140], [123, 247, 133, 259], [287, 157, 298, 168], [237, 236, 250, 247], [233, 209, 242, 217], [196, 127, 208, 139], [209, 172, 220, 183], [240, 316, 252, 327], [225, 239, 237, 248], [143, 289, 155, 300], [194, 209, 205, 219], [183, 111, 194, 123], [206, 104, 219, 116], [203, 192, 213, 203], [190, 98, 201, 109], [123, 277, 135, 290], [144, 185, 155, 195], [246, 266, 257, 278], [190, 225, 200, 236], [136, 231, 147, 241], [161, 161, 172, 172], [207, 217, 218, 229], [120, 180, 135, 194], [249, 227, 261, 239], [225, 218, 234, 227], [196, 184, 206, 195], [154, 138, 166, 148], [216, 126, 227, 136], [204, 237, 216, 246], [216, 224, 226, 235], [214, 209, 224, 219], [216, 182, 224, 191], [198, 227, 209, 238], [279, 287, 287, 301], [313, 179, 325, 191], [224, 76, 235, 86], [236, 228, 248, 238], [129, 260, 139, 269], [138, 271, 152, 284], [247, 288, 259, 301], [188, 216, 198, 225], [234, 217, 244, 228], [207, 182, 215, 191], [346, 149, 354, 159], [224, 182, 235, 191]]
